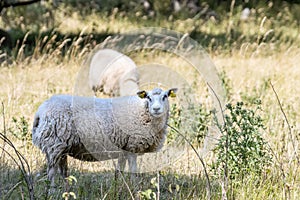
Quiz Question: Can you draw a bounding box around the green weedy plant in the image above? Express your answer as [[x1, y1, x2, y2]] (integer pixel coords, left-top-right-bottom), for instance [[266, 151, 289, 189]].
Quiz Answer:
[[189, 104, 211, 145], [167, 103, 182, 143], [219, 69, 232, 100], [212, 100, 272, 180], [168, 103, 210, 146], [9, 116, 31, 142], [138, 177, 158, 200]]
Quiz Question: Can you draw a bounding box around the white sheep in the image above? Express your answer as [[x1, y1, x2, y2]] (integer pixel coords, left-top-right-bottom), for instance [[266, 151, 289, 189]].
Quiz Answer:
[[89, 49, 139, 97], [32, 88, 177, 187]]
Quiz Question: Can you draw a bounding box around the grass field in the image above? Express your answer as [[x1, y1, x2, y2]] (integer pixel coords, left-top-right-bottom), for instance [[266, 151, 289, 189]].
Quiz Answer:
[[0, 2, 300, 200]]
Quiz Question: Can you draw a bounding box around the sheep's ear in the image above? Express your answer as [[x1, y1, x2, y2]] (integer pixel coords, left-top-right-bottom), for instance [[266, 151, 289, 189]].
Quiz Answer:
[[137, 90, 147, 99], [168, 88, 178, 98]]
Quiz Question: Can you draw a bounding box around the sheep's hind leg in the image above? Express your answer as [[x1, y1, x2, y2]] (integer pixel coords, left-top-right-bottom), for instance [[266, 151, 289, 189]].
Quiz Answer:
[[58, 155, 69, 192], [113, 154, 127, 199], [46, 146, 68, 194], [117, 153, 126, 172], [58, 155, 68, 179]]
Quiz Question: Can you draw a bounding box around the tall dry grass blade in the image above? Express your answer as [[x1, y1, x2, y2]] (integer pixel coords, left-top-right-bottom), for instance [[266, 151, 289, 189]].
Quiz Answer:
[[167, 124, 211, 200], [266, 142, 289, 199], [226, 0, 235, 40], [1, 102, 7, 159], [206, 82, 229, 199], [257, 16, 267, 44], [16, 31, 31, 62], [270, 81, 299, 164], [156, 172, 160, 200], [118, 171, 135, 200], [0, 103, 35, 199]]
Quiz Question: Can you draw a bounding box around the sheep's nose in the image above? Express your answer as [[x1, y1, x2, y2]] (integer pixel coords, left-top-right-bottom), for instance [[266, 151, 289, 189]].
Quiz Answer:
[[153, 107, 160, 111]]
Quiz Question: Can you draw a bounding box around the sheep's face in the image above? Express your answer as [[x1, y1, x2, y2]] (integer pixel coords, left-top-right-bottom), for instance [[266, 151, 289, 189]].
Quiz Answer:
[[137, 88, 177, 118]]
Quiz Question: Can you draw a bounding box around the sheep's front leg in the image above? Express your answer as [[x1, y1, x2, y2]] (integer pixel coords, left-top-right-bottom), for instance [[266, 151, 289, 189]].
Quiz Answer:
[[128, 153, 137, 172], [46, 146, 68, 193], [115, 153, 137, 183], [47, 163, 58, 193], [45, 152, 56, 189]]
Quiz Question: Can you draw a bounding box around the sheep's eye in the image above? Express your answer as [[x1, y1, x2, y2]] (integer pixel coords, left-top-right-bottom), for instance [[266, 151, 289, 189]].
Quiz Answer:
[[147, 96, 152, 102], [162, 95, 167, 101]]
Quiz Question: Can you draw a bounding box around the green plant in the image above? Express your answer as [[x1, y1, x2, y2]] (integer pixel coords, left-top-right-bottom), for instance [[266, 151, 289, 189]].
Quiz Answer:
[[138, 177, 158, 200], [190, 104, 211, 145], [240, 77, 271, 104], [212, 100, 272, 180], [152, 0, 172, 16], [168, 103, 210, 146], [1, 1, 55, 31], [8, 116, 31, 142], [219, 69, 232, 100], [167, 103, 181, 143]]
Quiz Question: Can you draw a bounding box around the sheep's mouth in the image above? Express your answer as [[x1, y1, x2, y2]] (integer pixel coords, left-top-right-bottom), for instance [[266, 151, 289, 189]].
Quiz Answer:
[[151, 111, 164, 117]]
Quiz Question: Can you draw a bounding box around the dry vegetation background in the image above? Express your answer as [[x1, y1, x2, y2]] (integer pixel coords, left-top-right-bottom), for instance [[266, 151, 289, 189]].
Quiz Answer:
[[0, 0, 300, 199]]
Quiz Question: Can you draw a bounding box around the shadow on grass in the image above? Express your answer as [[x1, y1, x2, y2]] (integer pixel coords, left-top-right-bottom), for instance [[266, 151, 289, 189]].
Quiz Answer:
[[1, 26, 269, 59], [1, 159, 221, 199], [0, 157, 35, 199], [35, 168, 219, 199], [1, 28, 108, 58]]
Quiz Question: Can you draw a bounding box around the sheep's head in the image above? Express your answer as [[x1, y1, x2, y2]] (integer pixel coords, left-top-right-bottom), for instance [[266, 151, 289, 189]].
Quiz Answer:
[[137, 88, 177, 118]]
